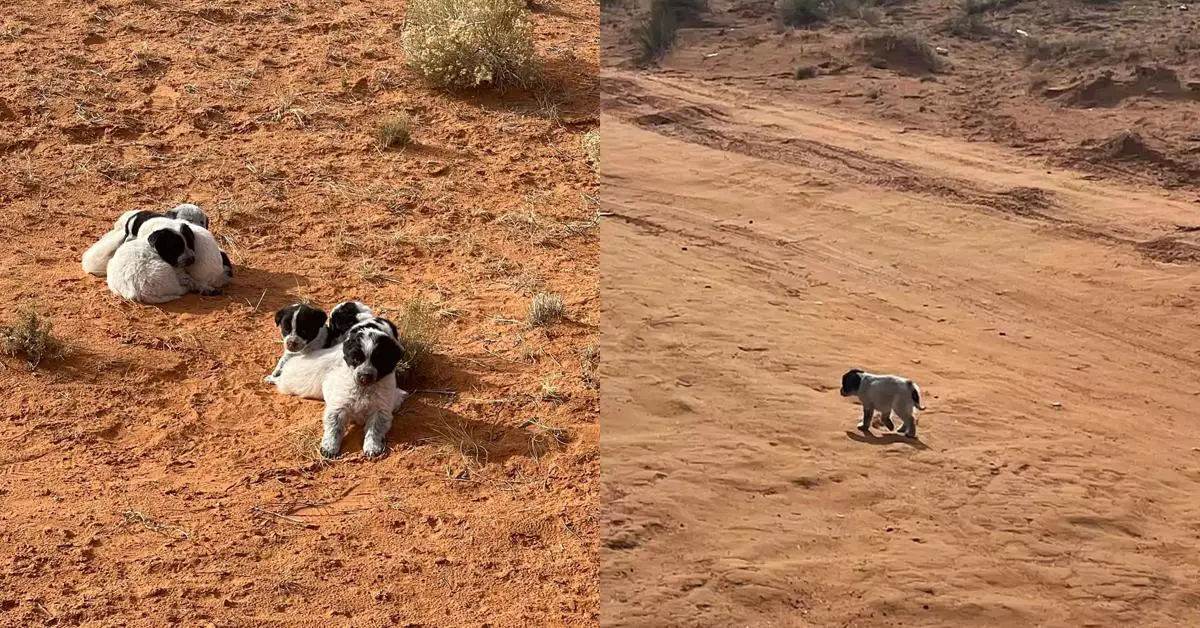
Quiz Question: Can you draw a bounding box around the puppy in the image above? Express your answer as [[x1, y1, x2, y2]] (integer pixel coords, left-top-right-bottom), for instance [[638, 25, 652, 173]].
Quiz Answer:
[[327, 300, 375, 346], [81, 205, 210, 276], [265, 303, 330, 384], [840, 369, 925, 439], [106, 224, 199, 304], [131, 216, 230, 295], [267, 316, 409, 413], [319, 318, 406, 458]]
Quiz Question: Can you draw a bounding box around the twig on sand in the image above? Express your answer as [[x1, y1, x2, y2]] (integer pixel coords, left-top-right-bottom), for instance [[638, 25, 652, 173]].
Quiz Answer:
[[252, 505, 318, 528], [412, 388, 457, 396]]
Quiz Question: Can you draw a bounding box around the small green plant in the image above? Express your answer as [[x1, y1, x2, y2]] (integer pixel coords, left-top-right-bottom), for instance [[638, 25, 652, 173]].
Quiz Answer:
[[1, 309, 65, 370], [401, 0, 538, 89], [377, 114, 413, 149], [582, 130, 599, 168]]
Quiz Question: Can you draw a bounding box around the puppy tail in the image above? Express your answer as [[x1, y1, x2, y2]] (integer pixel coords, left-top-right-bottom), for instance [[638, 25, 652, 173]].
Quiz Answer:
[[82, 228, 127, 276], [909, 381, 926, 411]]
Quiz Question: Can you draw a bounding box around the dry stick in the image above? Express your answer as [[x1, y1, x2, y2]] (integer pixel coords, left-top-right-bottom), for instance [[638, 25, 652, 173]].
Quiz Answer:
[[252, 506, 317, 528], [412, 389, 457, 396]]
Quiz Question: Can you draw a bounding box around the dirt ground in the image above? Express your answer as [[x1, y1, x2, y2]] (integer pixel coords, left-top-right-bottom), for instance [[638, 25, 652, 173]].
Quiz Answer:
[[0, 0, 598, 625], [602, 1, 1200, 626]]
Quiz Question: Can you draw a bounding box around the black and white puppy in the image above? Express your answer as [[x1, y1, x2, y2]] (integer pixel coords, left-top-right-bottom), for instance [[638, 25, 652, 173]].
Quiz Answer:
[[131, 216, 230, 295], [840, 369, 925, 439], [82, 204, 210, 276], [319, 317, 406, 459], [265, 303, 330, 383], [106, 223, 199, 304], [327, 300, 376, 346]]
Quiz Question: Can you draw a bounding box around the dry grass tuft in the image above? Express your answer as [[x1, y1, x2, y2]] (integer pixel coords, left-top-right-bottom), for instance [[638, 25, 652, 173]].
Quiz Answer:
[[1, 309, 66, 370], [522, 418, 569, 462], [401, 0, 538, 89], [432, 419, 490, 469], [395, 297, 440, 374], [582, 130, 599, 169], [529, 292, 566, 327], [853, 29, 941, 75], [377, 114, 414, 149], [282, 422, 326, 465], [581, 342, 599, 390]]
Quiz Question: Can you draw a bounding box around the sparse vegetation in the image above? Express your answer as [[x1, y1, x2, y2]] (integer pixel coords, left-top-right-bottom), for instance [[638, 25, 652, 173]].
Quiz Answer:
[[401, 0, 538, 89], [636, 1, 679, 63], [522, 418, 569, 461], [395, 297, 440, 374], [582, 130, 599, 168], [853, 29, 941, 75], [581, 343, 599, 389], [529, 292, 566, 326], [1, 309, 65, 370], [432, 419, 490, 471], [777, 0, 881, 28], [377, 114, 414, 149]]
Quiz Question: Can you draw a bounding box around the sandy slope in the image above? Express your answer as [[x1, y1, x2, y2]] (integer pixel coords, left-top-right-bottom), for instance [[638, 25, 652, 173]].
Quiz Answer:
[[601, 70, 1200, 627]]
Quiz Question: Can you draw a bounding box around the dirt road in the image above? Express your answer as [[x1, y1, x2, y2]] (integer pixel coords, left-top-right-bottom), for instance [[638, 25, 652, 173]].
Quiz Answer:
[[601, 70, 1200, 627]]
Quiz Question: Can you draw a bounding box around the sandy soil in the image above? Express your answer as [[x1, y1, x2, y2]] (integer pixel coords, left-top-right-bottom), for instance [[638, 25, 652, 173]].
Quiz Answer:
[[0, 0, 598, 625], [601, 1, 1200, 625]]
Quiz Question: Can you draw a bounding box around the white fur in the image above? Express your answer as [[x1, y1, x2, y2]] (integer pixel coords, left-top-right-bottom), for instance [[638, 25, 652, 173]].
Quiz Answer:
[[134, 217, 230, 293], [319, 345, 399, 459], [269, 344, 408, 412], [81, 210, 142, 276], [105, 239, 195, 304]]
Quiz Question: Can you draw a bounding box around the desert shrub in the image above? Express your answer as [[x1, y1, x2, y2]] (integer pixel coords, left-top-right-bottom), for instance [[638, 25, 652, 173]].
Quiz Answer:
[[377, 114, 414, 149], [1, 309, 65, 370], [401, 0, 537, 89], [529, 292, 565, 326], [777, 0, 830, 26], [636, 2, 679, 63], [582, 130, 599, 168], [854, 29, 941, 74]]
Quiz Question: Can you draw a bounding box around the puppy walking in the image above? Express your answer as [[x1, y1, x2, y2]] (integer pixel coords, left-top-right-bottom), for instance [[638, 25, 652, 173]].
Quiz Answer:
[[840, 369, 925, 439]]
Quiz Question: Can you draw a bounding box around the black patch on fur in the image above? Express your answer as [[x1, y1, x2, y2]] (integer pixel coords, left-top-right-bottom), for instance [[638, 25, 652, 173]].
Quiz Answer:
[[368, 333, 403, 376], [274, 304, 298, 332], [342, 332, 367, 367], [910, 383, 922, 409], [126, 210, 161, 239], [292, 304, 327, 343], [840, 369, 864, 396], [147, 228, 188, 266], [377, 317, 399, 339], [179, 223, 195, 250], [327, 302, 369, 345], [220, 251, 232, 277]]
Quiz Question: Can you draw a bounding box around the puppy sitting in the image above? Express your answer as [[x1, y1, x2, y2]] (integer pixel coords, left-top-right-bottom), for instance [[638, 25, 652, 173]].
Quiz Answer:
[[82, 204, 210, 277], [319, 317, 406, 458], [840, 369, 925, 439], [265, 303, 330, 384], [106, 223, 200, 304]]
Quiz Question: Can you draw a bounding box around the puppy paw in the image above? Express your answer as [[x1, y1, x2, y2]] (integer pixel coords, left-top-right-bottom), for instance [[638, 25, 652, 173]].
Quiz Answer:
[[263, 375, 277, 384], [857, 425, 872, 436], [199, 288, 223, 297], [319, 443, 341, 459], [363, 440, 387, 458]]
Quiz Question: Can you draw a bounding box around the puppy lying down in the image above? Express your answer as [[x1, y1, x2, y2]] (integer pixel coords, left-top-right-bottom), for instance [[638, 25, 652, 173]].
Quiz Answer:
[[106, 223, 199, 304], [840, 369, 925, 439]]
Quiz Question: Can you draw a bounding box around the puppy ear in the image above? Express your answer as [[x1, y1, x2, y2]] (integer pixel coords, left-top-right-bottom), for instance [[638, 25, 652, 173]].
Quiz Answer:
[[275, 304, 297, 326], [371, 335, 404, 376], [126, 210, 157, 239], [179, 223, 195, 250], [147, 229, 185, 266], [380, 317, 399, 339]]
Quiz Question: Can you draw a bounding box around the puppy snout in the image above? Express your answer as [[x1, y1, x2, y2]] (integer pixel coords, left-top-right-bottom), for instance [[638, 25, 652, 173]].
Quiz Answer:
[[285, 336, 305, 352], [355, 370, 377, 386], [181, 253, 196, 267]]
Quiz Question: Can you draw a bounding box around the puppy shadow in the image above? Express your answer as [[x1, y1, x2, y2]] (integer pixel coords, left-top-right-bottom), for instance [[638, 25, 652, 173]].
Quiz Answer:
[[152, 265, 309, 315], [845, 430, 930, 450], [329, 397, 531, 466]]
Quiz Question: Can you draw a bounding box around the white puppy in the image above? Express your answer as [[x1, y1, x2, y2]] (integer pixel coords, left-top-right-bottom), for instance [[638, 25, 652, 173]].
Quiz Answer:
[[319, 318, 407, 458], [81, 205, 209, 276], [840, 369, 925, 439], [105, 223, 199, 304], [131, 216, 230, 295]]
